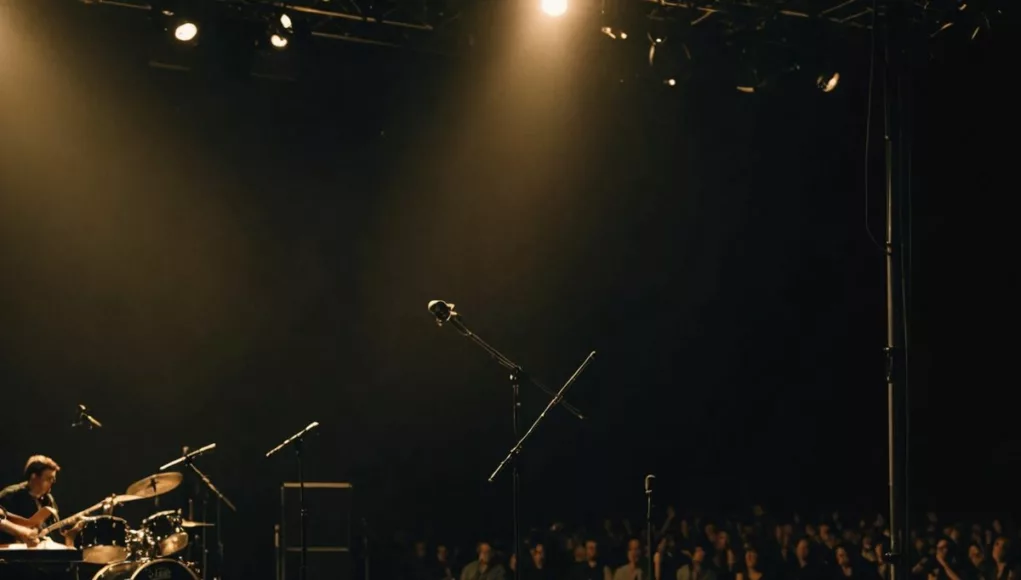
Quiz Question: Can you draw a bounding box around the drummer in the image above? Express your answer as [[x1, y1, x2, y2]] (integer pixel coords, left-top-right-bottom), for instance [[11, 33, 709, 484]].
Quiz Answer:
[[0, 455, 80, 545]]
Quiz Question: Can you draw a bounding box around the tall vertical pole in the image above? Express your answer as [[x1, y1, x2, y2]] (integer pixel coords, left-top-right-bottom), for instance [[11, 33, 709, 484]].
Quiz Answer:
[[510, 370, 521, 580], [882, 0, 909, 577]]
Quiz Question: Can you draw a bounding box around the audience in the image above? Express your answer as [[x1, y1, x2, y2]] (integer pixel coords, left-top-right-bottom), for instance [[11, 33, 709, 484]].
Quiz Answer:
[[398, 507, 1019, 580]]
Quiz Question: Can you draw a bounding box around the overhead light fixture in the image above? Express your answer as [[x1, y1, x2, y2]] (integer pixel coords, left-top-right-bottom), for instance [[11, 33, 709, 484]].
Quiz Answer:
[[541, 0, 567, 17], [817, 72, 840, 92], [270, 33, 289, 49], [600, 26, 628, 40], [174, 21, 198, 42], [265, 11, 295, 51]]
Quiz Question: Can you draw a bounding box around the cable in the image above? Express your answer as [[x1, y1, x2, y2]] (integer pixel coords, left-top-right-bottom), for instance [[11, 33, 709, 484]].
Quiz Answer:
[[863, 0, 882, 251]]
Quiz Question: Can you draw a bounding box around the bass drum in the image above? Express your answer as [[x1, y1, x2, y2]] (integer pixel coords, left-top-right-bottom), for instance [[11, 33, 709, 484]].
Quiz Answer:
[[91, 558, 199, 580]]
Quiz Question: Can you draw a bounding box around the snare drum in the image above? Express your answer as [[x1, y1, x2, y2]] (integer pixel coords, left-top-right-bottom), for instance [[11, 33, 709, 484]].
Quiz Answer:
[[79, 515, 130, 564], [141, 509, 189, 556]]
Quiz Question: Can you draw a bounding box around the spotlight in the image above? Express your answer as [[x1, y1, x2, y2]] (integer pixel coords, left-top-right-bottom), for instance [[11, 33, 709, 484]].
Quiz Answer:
[[265, 11, 295, 51], [541, 0, 567, 17], [174, 21, 198, 42], [665, 78, 677, 86], [600, 26, 629, 40], [816, 72, 840, 93], [270, 34, 289, 49]]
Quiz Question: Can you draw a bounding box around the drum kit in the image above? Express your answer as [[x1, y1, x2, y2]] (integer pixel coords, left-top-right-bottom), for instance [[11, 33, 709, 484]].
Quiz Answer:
[[72, 471, 212, 580]]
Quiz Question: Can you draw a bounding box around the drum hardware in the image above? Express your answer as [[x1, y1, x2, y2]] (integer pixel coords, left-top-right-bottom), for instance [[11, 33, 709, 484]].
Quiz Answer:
[[91, 557, 200, 580]]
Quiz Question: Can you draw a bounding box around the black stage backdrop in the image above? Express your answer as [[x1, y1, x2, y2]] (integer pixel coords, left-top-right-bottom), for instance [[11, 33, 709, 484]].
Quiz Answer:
[[0, 1, 1016, 578]]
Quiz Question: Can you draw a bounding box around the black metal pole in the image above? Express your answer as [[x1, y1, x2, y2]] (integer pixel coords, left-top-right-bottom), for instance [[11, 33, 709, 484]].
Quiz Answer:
[[202, 495, 209, 580], [881, 1, 909, 577], [265, 422, 319, 580], [297, 439, 307, 580], [645, 475, 654, 580], [511, 370, 521, 580]]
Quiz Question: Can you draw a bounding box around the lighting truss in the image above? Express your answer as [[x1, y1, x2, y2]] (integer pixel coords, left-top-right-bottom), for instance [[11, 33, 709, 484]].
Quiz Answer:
[[82, 0, 1003, 57]]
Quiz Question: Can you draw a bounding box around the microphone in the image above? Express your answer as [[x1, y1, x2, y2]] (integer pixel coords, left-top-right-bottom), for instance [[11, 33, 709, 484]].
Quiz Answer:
[[73, 404, 103, 429], [159, 443, 216, 470], [644, 474, 655, 494], [427, 300, 455, 325]]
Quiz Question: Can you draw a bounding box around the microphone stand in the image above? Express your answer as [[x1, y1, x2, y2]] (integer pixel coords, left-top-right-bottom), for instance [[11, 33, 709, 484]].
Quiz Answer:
[[433, 304, 591, 580], [489, 351, 595, 579], [645, 475, 655, 580], [160, 446, 236, 579], [267, 422, 320, 580], [183, 460, 235, 577]]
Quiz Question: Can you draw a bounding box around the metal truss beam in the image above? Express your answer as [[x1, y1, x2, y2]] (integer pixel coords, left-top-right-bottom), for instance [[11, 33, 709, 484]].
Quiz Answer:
[[82, 0, 996, 56]]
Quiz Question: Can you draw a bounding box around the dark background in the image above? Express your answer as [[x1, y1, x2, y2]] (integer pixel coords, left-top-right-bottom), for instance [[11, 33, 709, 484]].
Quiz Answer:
[[0, 0, 1015, 577]]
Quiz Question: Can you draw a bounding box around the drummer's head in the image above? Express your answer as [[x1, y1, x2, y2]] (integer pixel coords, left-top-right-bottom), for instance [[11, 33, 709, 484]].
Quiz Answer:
[[24, 455, 60, 497]]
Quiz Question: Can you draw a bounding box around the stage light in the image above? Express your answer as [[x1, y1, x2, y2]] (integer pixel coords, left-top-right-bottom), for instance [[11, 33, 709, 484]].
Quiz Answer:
[[817, 72, 840, 92], [541, 0, 567, 17], [174, 21, 198, 42], [665, 78, 677, 86], [601, 26, 629, 40], [270, 33, 289, 49], [280, 13, 293, 30]]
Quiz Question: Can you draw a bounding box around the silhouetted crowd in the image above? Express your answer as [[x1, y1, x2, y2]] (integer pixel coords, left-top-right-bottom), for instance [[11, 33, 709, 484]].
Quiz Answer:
[[396, 507, 1019, 580]]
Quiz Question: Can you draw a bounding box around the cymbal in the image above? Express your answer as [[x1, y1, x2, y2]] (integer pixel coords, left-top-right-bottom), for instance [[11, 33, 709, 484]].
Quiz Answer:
[[125, 473, 183, 499], [108, 494, 143, 505], [181, 520, 215, 528]]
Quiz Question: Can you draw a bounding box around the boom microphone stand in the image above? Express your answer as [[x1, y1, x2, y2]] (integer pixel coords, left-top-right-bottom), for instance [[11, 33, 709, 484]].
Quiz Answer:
[[428, 300, 592, 580], [267, 421, 320, 580], [160, 444, 237, 580]]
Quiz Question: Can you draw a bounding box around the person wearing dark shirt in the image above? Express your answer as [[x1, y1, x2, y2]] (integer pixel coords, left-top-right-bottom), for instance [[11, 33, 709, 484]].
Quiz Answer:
[[929, 538, 963, 580], [677, 545, 717, 580], [0, 455, 62, 544], [571, 539, 613, 580], [789, 538, 822, 580], [989, 537, 1016, 580], [832, 546, 866, 580], [736, 545, 771, 580], [524, 542, 553, 580]]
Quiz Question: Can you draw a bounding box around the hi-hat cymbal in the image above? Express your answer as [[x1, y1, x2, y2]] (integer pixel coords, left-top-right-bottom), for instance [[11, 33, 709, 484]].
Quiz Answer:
[[181, 520, 215, 528], [125, 472, 183, 499], [109, 494, 143, 505]]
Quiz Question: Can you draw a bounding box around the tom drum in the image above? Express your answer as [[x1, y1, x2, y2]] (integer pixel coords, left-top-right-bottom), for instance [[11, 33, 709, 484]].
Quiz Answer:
[[141, 510, 189, 556], [79, 516, 129, 564]]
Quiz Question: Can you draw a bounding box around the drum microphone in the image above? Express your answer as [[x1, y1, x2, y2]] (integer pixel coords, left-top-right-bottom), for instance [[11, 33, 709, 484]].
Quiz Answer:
[[73, 404, 103, 429]]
